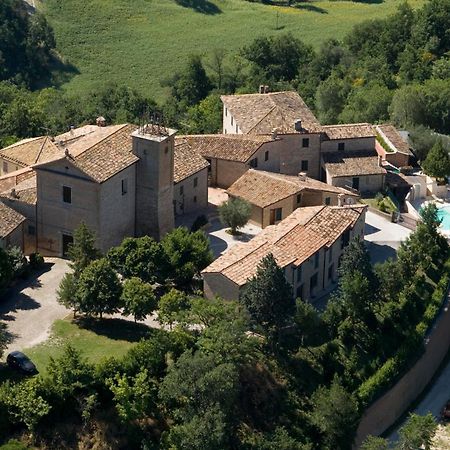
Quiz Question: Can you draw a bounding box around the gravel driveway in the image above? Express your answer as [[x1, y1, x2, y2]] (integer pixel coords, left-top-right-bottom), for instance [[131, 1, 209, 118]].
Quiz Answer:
[[1, 258, 71, 355]]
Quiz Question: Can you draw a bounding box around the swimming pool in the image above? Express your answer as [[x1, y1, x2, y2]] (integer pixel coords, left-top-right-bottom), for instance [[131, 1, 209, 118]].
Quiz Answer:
[[437, 206, 450, 230]]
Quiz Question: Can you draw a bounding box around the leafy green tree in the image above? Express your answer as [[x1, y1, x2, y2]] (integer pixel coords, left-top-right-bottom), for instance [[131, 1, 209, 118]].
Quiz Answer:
[[107, 369, 157, 422], [107, 236, 169, 284], [219, 197, 251, 235], [361, 435, 389, 450], [157, 288, 189, 329], [162, 227, 213, 288], [397, 413, 437, 450], [185, 94, 222, 134], [56, 273, 79, 315], [68, 222, 101, 278], [240, 254, 294, 340], [422, 139, 450, 179], [76, 258, 122, 318], [421, 78, 450, 134], [164, 405, 229, 450], [389, 85, 426, 129], [121, 277, 157, 322], [0, 378, 50, 431], [310, 377, 359, 450]]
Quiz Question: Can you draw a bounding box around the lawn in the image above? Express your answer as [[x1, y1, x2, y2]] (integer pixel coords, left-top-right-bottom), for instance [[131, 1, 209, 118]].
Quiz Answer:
[[23, 317, 151, 375], [41, 0, 425, 102]]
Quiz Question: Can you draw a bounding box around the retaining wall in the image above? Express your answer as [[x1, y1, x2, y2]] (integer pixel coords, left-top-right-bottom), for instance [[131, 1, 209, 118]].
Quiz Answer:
[[354, 289, 450, 447]]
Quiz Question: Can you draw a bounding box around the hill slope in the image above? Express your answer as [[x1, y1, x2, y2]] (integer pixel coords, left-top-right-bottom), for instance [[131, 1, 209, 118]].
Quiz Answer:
[[43, 0, 425, 102]]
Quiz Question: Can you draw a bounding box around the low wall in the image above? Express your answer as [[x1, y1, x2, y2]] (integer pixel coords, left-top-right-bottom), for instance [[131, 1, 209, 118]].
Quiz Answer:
[[354, 289, 450, 447]]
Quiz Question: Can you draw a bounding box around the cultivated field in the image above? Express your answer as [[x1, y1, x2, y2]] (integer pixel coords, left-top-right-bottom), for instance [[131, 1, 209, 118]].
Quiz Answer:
[[42, 0, 425, 101]]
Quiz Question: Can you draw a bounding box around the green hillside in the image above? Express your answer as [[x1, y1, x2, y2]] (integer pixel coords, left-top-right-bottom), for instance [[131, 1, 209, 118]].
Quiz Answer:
[[43, 0, 425, 102]]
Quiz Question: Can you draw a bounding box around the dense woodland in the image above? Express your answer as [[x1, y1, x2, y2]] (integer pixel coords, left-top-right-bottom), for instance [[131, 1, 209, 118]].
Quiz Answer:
[[0, 0, 449, 160]]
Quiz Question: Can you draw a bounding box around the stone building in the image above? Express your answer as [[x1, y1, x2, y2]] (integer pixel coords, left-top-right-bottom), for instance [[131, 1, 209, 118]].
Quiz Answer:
[[202, 205, 367, 302], [173, 138, 210, 216], [227, 169, 359, 228], [0, 122, 184, 256], [375, 124, 414, 168], [0, 202, 25, 251]]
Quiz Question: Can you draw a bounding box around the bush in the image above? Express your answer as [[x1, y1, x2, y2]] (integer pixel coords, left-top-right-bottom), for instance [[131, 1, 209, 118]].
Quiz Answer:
[[7, 247, 29, 279], [191, 215, 208, 232], [29, 252, 45, 269]]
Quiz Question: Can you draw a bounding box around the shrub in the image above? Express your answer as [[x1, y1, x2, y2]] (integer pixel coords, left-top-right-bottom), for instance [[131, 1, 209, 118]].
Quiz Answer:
[[29, 252, 45, 269]]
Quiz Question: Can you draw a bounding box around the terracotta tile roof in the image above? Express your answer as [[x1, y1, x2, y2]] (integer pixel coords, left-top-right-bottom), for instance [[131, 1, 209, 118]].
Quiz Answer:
[[227, 169, 358, 208], [323, 151, 386, 177], [174, 139, 210, 183], [375, 124, 413, 156], [202, 205, 366, 286], [221, 91, 321, 135], [322, 123, 376, 140], [69, 124, 139, 183], [0, 175, 37, 205], [0, 201, 26, 239], [0, 136, 62, 167], [180, 134, 272, 163]]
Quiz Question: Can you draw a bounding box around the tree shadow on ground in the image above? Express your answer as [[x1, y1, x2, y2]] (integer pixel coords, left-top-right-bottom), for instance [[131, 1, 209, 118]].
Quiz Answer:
[[0, 292, 41, 322], [175, 0, 222, 15], [34, 56, 80, 90], [74, 317, 152, 342], [366, 242, 397, 265], [293, 3, 328, 14]]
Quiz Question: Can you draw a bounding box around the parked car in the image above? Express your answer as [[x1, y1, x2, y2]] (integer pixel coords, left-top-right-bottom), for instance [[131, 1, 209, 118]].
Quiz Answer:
[[6, 351, 38, 375]]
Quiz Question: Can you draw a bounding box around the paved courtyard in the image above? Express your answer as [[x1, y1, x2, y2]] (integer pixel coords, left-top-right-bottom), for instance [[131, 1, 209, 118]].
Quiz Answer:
[[364, 210, 412, 264], [1, 258, 70, 354]]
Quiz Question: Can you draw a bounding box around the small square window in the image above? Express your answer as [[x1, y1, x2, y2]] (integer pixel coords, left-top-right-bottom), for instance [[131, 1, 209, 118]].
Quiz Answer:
[[314, 253, 319, 269], [235, 124, 238, 133], [194, 196, 197, 203], [121, 179, 128, 195], [296, 194, 302, 204], [338, 142, 345, 151], [2, 162, 7, 173], [62, 186, 72, 204], [296, 265, 302, 282], [265, 151, 269, 161], [225, 108, 227, 117], [301, 160, 309, 171], [296, 284, 304, 299], [28, 225, 36, 236], [231, 117, 234, 126], [328, 264, 334, 280], [302, 138, 309, 148], [194, 177, 198, 188], [325, 197, 331, 205], [180, 185, 184, 196]]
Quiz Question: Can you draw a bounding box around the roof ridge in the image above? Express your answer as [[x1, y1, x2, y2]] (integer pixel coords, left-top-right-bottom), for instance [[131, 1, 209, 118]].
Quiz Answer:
[[34, 135, 52, 164], [247, 105, 278, 134]]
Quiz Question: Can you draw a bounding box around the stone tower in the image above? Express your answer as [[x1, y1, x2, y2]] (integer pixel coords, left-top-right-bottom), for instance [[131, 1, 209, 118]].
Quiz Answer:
[[132, 125, 176, 240]]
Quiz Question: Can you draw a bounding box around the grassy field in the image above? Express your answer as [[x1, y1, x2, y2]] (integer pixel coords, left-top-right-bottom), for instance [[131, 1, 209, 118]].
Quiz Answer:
[[22, 318, 151, 375], [41, 0, 425, 102]]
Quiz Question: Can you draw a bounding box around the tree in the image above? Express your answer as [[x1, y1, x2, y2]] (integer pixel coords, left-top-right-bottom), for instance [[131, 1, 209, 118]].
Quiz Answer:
[[422, 139, 450, 180], [162, 227, 213, 288], [75, 258, 122, 318], [68, 222, 101, 278], [361, 436, 389, 450], [397, 413, 437, 450], [185, 94, 222, 134], [107, 369, 156, 422], [310, 377, 359, 450], [219, 197, 251, 235], [157, 288, 189, 330], [56, 273, 79, 314], [121, 277, 156, 322], [240, 254, 294, 340], [107, 236, 169, 284], [389, 85, 426, 129]]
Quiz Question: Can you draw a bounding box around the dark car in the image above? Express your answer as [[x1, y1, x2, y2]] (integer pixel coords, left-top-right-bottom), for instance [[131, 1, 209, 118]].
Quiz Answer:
[[6, 351, 38, 375]]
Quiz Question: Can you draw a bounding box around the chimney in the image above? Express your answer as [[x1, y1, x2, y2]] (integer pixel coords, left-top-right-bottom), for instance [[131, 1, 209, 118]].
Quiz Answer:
[[259, 85, 265, 94], [298, 172, 307, 181], [264, 85, 269, 94], [378, 155, 383, 167], [338, 193, 345, 207], [64, 148, 70, 158], [272, 128, 278, 140], [96, 116, 106, 127], [294, 119, 302, 132], [69, 126, 75, 135], [10, 188, 17, 199]]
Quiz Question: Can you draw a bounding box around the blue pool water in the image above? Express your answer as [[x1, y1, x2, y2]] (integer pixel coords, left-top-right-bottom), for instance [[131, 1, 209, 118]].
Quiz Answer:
[[437, 206, 450, 230]]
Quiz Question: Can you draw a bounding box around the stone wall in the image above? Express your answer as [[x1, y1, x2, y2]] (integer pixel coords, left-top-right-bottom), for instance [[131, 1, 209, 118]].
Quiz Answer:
[[354, 288, 450, 448]]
